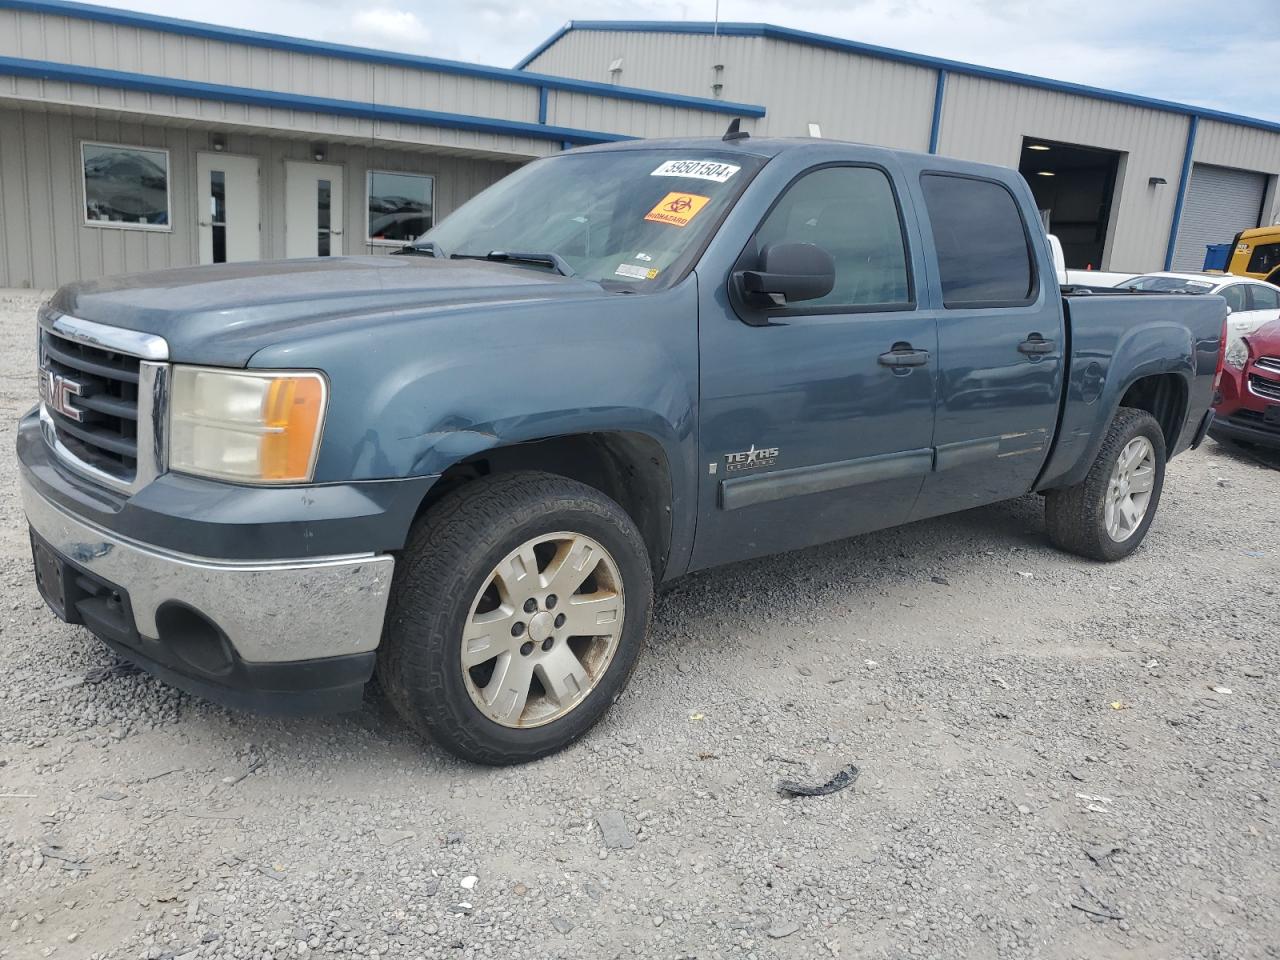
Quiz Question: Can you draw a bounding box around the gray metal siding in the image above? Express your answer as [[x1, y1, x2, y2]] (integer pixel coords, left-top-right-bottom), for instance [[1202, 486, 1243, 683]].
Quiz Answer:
[[0, 104, 519, 289], [1171, 164, 1267, 272], [934, 74, 1192, 272]]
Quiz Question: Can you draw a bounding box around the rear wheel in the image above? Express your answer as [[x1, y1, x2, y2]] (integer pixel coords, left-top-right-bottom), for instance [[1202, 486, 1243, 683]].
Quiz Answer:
[[1045, 407, 1166, 561], [377, 471, 653, 765]]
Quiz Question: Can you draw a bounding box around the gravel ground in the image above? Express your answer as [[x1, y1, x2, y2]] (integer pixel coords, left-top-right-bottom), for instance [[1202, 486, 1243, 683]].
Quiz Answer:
[[1, 288, 1278, 960]]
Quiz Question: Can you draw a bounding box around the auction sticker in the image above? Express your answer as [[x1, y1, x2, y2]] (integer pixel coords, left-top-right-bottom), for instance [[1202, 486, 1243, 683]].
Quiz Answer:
[[615, 263, 660, 280], [651, 159, 741, 182], [645, 192, 711, 227]]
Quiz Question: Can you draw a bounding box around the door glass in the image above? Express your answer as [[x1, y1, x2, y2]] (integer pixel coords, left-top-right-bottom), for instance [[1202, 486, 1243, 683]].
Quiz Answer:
[[921, 174, 1037, 307], [1247, 284, 1279, 311], [1220, 285, 1248, 313], [317, 179, 332, 257], [752, 166, 911, 308], [210, 170, 227, 264]]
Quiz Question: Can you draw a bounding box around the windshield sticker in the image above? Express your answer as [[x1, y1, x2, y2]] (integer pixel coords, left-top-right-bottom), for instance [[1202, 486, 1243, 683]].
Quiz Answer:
[[651, 159, 741, 183], [1187, 279, 1215, 288], [645, 192, 711, 228], [634, 252, 653, 262], [615, 263, 659, 281]]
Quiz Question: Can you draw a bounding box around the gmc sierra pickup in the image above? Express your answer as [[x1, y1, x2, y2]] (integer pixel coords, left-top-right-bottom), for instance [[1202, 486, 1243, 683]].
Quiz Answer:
[[18, 134, 1225, 764]]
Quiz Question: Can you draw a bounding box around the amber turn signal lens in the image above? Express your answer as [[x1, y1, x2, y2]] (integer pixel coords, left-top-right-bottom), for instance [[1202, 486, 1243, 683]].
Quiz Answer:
[[261, 376, 326, 481]]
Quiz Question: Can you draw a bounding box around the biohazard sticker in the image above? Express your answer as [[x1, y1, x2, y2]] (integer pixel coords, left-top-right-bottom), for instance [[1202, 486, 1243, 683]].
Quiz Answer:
[[644, 192, 711, 228], [651, 159, 741, 182], [615, 263, 660, 280]]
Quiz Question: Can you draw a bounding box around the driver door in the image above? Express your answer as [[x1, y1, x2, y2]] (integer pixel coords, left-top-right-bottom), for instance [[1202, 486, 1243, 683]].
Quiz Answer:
[[692, 163, 938, 570]]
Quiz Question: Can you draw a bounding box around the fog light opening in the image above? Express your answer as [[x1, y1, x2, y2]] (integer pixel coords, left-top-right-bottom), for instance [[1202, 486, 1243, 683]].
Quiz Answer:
[[155, 601, 235, 678]]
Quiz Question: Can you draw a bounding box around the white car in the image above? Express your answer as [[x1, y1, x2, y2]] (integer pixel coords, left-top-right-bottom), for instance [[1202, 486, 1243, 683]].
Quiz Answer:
[[1113, 272, 1280, 339], [1047, 235, 1142, 288]]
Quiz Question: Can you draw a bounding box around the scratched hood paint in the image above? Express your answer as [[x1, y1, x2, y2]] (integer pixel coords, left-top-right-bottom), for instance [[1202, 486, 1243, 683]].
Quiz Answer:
[[49, 256, 606, 366]]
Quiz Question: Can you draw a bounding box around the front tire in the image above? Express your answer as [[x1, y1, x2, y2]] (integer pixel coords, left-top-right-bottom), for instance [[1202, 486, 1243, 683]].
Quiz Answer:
[[377, 471, 653, 765], [1045, 407, 1167, 561]]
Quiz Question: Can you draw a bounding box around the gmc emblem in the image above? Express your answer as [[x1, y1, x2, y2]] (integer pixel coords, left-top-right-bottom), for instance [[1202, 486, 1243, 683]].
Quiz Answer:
[[39, 366, 85, 422]]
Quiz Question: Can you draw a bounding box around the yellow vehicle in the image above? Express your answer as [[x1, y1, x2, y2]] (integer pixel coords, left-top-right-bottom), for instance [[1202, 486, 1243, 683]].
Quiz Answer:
[[1228, 226, 1280, 285]]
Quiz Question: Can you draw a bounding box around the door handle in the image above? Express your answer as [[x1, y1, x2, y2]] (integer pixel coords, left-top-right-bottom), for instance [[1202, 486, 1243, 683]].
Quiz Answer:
[[878, 344, 931, 368], [1018, 334, 1055, 355]]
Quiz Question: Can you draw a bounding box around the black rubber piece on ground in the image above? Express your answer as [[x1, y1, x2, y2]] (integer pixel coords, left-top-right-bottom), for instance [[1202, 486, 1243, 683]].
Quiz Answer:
[[377, 471, 653, 766], [1044, 406, 1167, 562]]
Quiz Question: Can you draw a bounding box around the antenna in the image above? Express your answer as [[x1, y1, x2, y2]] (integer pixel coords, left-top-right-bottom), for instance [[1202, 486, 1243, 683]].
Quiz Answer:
[[722, 118, 749, 142]]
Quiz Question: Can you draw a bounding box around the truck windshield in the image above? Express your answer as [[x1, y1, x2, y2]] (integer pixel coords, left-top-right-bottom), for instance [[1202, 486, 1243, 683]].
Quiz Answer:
[[415, 149, 764, 289]]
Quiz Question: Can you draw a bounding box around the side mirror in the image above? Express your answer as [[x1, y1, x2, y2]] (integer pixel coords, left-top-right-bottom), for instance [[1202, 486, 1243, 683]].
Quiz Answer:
[[735, 242, 836, 308]]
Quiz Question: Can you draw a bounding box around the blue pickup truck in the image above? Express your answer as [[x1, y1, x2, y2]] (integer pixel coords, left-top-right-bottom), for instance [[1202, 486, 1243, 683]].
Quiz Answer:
[[18, 134, 1225, 764]]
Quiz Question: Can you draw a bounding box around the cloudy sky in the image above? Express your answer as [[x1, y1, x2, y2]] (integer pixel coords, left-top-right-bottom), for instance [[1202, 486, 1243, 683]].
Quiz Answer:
[[86, 0, 1279, 122]]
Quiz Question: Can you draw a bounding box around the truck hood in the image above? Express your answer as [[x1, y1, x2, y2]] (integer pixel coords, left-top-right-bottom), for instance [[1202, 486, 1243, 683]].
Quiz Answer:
[[48, 256, 607, 366]]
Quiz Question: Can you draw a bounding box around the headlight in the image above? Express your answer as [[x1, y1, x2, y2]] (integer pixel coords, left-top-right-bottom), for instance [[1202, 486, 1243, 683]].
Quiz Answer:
[[168, 367, 328, 484], [1224, 336, 1250, 370]]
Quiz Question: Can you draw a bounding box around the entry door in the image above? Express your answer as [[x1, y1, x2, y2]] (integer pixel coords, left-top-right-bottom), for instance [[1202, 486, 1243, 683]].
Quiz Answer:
[[692, 164, 938, 570], [285, 161, 344, 258], [910, 173, 1065, 521], [196, 153, 259, 264]]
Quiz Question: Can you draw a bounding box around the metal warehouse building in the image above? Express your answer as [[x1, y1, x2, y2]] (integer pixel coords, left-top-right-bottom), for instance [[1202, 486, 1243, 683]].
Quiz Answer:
[[0, 1, 758, 288], [2, 2, 1278, 289]]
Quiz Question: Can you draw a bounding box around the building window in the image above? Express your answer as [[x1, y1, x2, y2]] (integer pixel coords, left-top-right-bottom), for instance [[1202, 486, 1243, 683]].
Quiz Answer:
[[81, 142, 171, 230], [367, 171, 433, 244]]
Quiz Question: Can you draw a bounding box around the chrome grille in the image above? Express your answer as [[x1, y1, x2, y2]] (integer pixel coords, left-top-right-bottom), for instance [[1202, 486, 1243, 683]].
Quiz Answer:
[[37, 311, 169, 494], [40, 329, 141, 480], [1247, 373, 1280, 403], [1255, 356, 1280, 375]]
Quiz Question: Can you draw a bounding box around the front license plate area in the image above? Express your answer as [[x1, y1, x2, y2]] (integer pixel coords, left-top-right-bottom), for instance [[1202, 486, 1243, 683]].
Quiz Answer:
[[31, 533, 70, 621]]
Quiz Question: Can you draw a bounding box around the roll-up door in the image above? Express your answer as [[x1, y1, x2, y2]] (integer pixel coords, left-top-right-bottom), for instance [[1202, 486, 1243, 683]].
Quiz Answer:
[[1171, 163, 1266, 271]]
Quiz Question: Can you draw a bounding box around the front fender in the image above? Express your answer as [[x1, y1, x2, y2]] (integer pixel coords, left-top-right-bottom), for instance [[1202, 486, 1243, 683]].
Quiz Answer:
[[248, 278, 701, 565]]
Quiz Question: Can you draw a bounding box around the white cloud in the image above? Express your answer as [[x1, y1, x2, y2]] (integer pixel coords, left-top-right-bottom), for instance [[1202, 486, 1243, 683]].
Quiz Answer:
[[341, 7, 434, 52]]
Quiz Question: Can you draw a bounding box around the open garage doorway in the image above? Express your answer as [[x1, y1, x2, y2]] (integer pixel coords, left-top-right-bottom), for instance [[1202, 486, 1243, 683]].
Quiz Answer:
[[1019, 137, 1121, 269]]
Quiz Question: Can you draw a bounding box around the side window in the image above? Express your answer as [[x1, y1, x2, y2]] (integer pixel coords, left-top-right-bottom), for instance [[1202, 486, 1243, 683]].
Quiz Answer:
[[1220, 284, 1248, 313], [921, 174, 1036, 308], [1246, 242, 1280, 275], [753, 166, 911, 309], [1248, 284, 1280, 312]]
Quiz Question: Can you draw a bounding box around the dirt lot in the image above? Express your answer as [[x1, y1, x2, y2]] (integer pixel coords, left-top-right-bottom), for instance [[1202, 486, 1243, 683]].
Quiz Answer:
[[1, 288, 1278, 960]]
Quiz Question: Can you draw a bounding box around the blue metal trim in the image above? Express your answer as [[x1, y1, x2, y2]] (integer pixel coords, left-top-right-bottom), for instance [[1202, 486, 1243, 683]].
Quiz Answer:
[[0, 0, 765, 118], [543, 20, 1280, 136], [0, 56, 632, 145], [516, 23, 571, 69], [537, 86, 548, 124], [928, 69, 946, 154], [1164, 116, 1199, 271]]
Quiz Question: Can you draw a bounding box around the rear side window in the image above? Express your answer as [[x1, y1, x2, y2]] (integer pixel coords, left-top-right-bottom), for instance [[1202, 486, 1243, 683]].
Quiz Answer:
[[1220, 284, 1249, 313], [1250, 284, 1280, 311], [921, 174, 1037, 308]]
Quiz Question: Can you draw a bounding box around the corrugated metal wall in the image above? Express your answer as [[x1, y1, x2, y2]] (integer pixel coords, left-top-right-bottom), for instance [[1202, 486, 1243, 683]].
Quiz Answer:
[[529, 30, 1280, 273], [938, 74, 1193, 271], [525, 30, 937, 147], [0, 104, 519, 288], [0, 7, 734, 146]]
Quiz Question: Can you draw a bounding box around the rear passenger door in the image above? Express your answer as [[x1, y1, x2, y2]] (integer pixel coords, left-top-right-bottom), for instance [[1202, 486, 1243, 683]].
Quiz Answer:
[[909, 172, 1065, 520]]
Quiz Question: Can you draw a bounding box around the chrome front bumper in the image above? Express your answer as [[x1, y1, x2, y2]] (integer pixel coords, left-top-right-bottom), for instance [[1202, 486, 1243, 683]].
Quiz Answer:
[[21, 473, 395, 663]]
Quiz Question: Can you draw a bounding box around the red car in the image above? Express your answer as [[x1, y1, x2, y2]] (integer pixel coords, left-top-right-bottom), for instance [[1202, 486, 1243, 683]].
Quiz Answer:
[[1211, 317, 1280, 448]]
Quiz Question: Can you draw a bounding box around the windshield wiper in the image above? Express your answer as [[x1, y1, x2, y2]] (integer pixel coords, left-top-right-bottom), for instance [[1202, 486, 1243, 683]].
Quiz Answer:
[[450, 250, 575, 277], [394, 239, 444, 257]]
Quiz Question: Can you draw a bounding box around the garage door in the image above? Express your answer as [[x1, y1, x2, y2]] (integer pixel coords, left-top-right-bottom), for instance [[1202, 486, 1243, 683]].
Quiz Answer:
[[1171, 163, 1267, 271]]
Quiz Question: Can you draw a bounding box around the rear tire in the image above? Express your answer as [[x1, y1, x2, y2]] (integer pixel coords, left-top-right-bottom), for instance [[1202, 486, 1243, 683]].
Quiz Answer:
[[1045, 407, 1166, 562], [377, 471, 653, 765]]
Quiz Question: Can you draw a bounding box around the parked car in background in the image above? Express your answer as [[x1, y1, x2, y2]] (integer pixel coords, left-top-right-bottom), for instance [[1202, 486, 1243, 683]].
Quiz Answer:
[[1210, 318, 1280, 449], [1115, 272, 1280, 339], [1226, 226, 1280, 286]]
